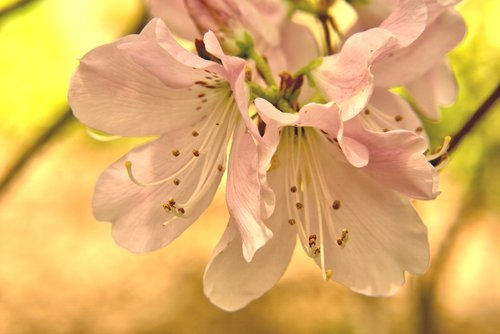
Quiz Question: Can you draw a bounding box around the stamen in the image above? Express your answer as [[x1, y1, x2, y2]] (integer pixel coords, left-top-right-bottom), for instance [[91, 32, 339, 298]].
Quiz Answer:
[[125, 161, 176, 187], [288, 218, 296, 226], [168, 197, 176, 207], [173, 178, 180, 186], [394, 115, 403, 122], [217, 164, 224, 172], [290, 186, 297, 193], [427, 136, 451, 161], [296, 202, 304, 209], [192, 149, 200, 157], [177, 208, 185, 215], [162, 203, 172, 212], [192, 130, 199, 137], [172, 149, 180, 157], [332, 200, 341, 210]]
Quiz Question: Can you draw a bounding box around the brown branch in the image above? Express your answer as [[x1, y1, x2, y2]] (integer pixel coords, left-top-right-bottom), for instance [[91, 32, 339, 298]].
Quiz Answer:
[[0, 0, 40, 19]]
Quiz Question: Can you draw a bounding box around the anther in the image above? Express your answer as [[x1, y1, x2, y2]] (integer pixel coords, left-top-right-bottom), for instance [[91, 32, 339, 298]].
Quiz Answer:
[[162, 203, 172, 212], [177, 208, 185, 215], [394, 115, 403, 122], [173, 178, 180, 186], [332, 200, 341, 210], [192, 130, 199, 137], [296, 202, 303, 210], [415, 126, 423, 133], [290, 186, 297, 193], [383, 128, 389, 132], [364, 109, 370, 115], [336, 228, 349, 246], [168, 197, 176, 207], [288, 218, 296, 226], [172, 149, 180, 157], [217, 164, 224, 172], [325, 269, 333, 280], [192, 149, 200, 157], [314, 247, 321, 255], [308, 234, 317, 247]]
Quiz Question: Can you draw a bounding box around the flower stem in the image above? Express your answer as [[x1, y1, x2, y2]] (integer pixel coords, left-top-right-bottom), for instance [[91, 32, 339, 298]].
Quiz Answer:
[[448, 84, 500, 154], [248, 47, 276, 87]]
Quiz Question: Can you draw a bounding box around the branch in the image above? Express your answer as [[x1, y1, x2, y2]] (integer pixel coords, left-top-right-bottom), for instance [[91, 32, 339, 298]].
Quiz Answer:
[[0, 0, 39, 19], [448, 83, 500, 154]]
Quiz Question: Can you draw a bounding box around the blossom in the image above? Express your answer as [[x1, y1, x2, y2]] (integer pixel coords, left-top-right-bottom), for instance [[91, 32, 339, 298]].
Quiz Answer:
[[146, 0, 319, 72], [68, 18, 272, 261], [311, 0, 428, 122], [203, 98, 438, 311], [350, 0, 466, 119]]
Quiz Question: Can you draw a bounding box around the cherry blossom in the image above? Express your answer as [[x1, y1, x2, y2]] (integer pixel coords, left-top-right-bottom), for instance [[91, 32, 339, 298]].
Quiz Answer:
[[68, 18, 272, 261]]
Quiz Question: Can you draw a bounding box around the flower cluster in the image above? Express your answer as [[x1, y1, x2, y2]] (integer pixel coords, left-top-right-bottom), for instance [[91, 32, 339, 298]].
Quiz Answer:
[[68, 0, 465, 311]]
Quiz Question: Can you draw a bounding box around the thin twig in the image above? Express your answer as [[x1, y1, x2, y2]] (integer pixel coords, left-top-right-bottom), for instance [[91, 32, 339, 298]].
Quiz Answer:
[[448, 83, 500, 153], [0, 0, 39, 19]]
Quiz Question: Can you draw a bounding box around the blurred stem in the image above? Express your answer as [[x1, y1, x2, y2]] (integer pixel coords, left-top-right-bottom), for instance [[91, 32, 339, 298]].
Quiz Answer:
[[0, 108, 74, 198], [0, 0, 39, 19], [448, 83, 500, 154]]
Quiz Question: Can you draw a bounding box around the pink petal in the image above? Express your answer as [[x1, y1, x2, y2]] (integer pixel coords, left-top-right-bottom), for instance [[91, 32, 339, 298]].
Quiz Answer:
[[359, 130, 439, 199], [305, 137, 430, 295], [373, 8, 466, 86], [226, 125, 273, 262], [364, 88, 426, 137], [405, 61, 457, 120], [93, 129, 228, 253], [312, 0, 428, 120], [203, 190, 296, 311], [68, 19, 228, 137], [279, 21, 320, 72], [146, 0, 199, 41]]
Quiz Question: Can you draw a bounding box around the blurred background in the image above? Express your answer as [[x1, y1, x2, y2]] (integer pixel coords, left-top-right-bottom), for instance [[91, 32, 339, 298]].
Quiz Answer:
[[0, 0, 499, 333]]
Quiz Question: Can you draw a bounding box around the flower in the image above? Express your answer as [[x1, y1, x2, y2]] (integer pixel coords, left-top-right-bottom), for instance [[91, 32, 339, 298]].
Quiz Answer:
[[68, 18, 272, 261], [146, 0, 319, 72], [350, 0, 466, 119], [203, 98, 438, 311]]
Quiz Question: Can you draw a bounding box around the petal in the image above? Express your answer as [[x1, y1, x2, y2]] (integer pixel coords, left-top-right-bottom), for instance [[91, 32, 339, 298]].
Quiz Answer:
[[68, 19, 228, 137], [146, 0, 199, 41], [300, 134, 430, 295], [405, 61, 458, 120], [379, 0, 427, 48], [359, 130, 439, 200], [339, 136, 370, 168], [279, 21, 320, 72], [93, 101, 238, 252], [373, 9, 466, 86], [226, 124, 273, 262], [312, 0, 427, 120], [121, 19, 221, 87], [362, 88, 427, 138], [203, 188, 296, 311]]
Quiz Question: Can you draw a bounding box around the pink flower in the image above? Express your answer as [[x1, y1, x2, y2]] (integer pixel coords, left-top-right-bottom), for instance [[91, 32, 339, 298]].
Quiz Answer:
[[351, 0, 466, 119], [203, 98, 438, 311], [146, 0, 319, 72], [68, 18, 272, 261], [311, 0, 428, 121]]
